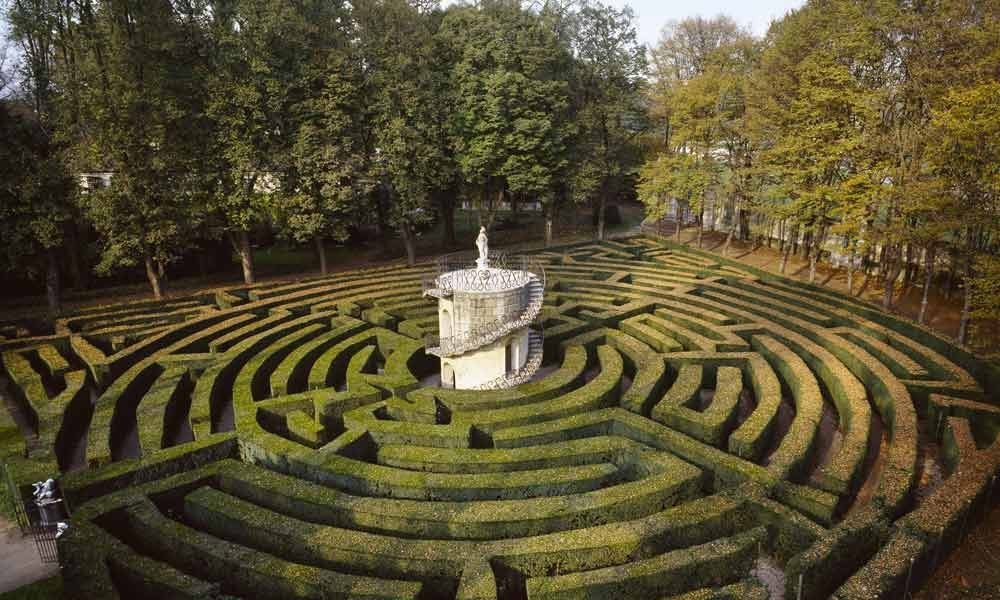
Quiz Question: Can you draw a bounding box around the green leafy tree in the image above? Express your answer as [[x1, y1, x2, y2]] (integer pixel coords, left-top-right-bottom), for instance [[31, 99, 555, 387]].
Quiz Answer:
[[638, 153, 715, 246], [929, 81, 1000, 344], [572, 1, 646, 240], [648, 15, 744, 153], [34, 0, 210, 299], [278, 2, 362, 275], [0, 102, 74, 313], [753, 2, 877, 283], [355, 0, 458, 266], [441, 0, 573, 238], [4, 0, 75, 312], [207, 0, 339, 283]]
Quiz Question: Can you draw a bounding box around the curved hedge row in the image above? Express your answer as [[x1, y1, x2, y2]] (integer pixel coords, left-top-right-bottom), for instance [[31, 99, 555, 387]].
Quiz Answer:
[[0, 235, 996, 599]]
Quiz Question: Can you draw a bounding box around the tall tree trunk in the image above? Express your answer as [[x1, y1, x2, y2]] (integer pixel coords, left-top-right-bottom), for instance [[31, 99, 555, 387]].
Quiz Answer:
[[809, 226, 827, 285], [877, 244, 889, 284], [65, 224, 87, 290], [957, 252, 973, 344], [315, 235, 328, 275], [401, 222, 417, 267], [780, 224, 796, 275], [46, 248, 61, 316], [697, 213, 704, 249], [510, 192, 519, 225], [846, 246, 856, 295], [723, 222, 736, 257], [882, 247, 901, 310], [597, 193, 607, 241], [144, 254, 163, 300], [857, 246, 873, 297], [441, 193, 456, 248], [544, 202, 554, 248], [778, 220, 786, 253], [902, 244, 914, 290], [918, 245, 935, 325], [675, 200, 683, 243], [237, 230, 255, 285], [944, 248, 957, 299]]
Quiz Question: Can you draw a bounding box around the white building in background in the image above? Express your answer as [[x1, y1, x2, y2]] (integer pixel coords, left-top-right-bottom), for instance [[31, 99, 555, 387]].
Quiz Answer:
[[78, 172, 114, 192], [423, 228, 544, 390]]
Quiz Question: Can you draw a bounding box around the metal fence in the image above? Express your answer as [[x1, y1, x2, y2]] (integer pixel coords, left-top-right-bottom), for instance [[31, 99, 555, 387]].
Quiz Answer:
[[1, 462, 30, 534]]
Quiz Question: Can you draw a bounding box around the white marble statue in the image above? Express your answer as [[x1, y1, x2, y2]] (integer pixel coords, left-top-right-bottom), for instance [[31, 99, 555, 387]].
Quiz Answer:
[[476, 226, 489, 270], [32, 479, 56, 503]]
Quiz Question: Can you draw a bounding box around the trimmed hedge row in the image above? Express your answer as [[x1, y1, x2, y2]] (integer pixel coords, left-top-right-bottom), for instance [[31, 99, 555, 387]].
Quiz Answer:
[[19, 235, 997, 600]]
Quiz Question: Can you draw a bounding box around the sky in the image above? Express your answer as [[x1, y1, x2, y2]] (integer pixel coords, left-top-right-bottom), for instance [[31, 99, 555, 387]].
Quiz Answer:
[[606, 0, 805, 47], [0, 1, 808, 76]]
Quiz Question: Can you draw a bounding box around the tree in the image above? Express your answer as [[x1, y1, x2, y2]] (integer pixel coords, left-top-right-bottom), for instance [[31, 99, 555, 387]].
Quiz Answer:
[[647, 16, 758, 255], [752, 2, 877, 282], [441, 0, 573, 238], [638, 152, 714, 246], [207, 0, 342, 284], [4, 0, 75, 313], [648, 15, 744, 153], [62, 0, 210, 299], [0, 101, 74, 313], [354, 0, 459, 266], [572, 1, 646, 240], [929, 81, 1000, 344], [279, 2, 362, 275]]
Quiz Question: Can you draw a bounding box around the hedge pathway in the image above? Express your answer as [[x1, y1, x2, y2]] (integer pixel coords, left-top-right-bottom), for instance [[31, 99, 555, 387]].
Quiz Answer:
[[1, 236, 998, 599]]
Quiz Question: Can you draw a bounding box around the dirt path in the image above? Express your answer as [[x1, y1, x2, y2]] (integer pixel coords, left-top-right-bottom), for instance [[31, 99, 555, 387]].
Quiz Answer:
[[917, 503, 1000, 599], [0, 518, 59, 594]]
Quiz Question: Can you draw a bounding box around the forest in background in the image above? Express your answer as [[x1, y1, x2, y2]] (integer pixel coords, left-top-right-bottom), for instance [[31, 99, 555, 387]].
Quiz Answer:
[[0, 0, 997, 346]]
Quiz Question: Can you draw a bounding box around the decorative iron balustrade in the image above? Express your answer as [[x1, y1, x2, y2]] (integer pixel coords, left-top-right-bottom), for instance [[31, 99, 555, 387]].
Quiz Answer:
[[423, 250, 546, 389], [425, 273, 544, 357], [422, 253, 546, 296], [471, 330, 544, 390]]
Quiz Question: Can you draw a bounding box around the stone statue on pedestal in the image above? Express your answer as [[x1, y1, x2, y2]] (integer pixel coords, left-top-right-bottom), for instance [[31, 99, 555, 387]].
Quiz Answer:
[[476, 226, 488, 270]]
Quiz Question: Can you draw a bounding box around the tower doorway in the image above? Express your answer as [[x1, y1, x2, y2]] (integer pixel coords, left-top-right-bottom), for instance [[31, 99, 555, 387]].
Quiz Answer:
[[441, 362, 456, 389]]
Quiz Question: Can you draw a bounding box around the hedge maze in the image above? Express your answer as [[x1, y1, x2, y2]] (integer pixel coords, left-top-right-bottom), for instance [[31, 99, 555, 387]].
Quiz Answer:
[[1, 236, 999, 599]]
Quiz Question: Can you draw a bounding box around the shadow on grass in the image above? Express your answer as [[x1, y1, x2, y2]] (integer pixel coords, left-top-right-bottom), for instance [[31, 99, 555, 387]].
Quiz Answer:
[[0, 576, 62, 600]]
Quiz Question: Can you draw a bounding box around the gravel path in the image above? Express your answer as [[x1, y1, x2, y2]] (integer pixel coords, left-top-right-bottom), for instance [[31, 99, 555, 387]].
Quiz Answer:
[[0, 518, 59, 594]]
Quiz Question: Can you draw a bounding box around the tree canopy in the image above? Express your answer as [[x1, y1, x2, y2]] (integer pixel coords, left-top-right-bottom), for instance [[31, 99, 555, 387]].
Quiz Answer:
[[1, 0, 997, 345]]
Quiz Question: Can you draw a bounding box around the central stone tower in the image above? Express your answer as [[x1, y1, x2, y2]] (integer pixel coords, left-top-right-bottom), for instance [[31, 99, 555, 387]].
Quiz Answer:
[[423, 228, 544, 390]]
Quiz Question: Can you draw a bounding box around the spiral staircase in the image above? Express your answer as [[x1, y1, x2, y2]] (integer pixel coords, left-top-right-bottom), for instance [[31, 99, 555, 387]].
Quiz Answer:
[[423, 254, 545, 390]]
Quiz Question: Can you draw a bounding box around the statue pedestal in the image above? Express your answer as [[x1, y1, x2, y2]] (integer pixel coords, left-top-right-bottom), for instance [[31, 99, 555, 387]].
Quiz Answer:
[[476, 257, 488, 270]]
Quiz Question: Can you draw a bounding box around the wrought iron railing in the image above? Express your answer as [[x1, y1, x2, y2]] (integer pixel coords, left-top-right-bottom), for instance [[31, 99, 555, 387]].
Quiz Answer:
[[425, 273, 544, 357], [471, 330, 544, 390], [423, 253, 547, 295], [2, 463, 29, 534]]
